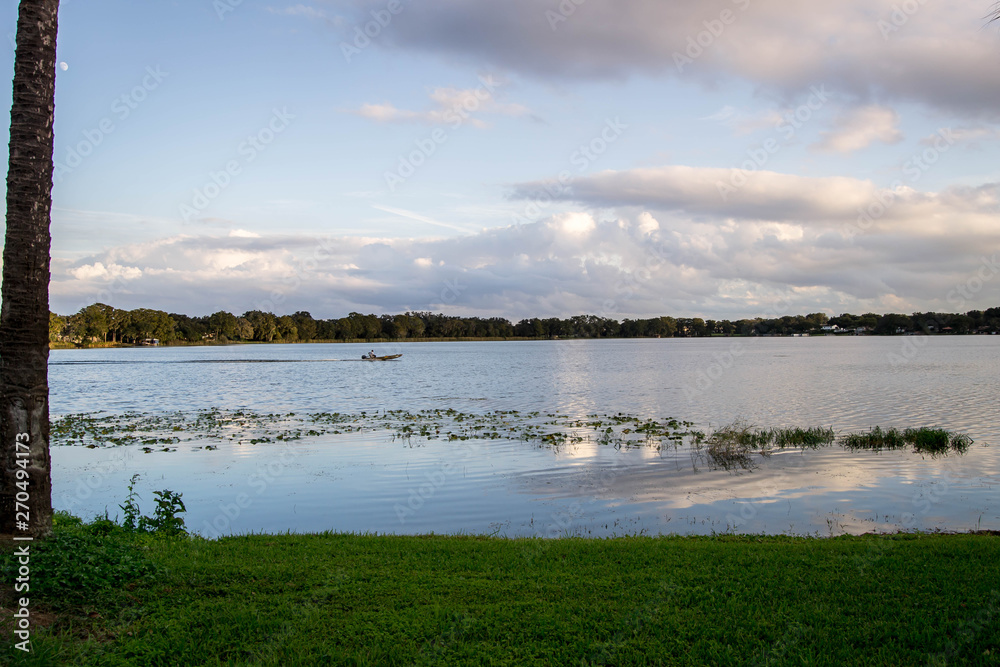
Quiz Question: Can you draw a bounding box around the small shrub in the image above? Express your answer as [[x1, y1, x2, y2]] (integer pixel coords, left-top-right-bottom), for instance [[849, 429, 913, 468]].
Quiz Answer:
[[119, 473, 188, 536], [1, 511, 158, 608]]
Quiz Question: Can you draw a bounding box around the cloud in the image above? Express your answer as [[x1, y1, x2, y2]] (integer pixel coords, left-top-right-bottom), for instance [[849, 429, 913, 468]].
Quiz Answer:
[[919, 124, 1000, 148], [311, 0, 1000, 118], [351, 83, 530, 129], [267, 3, 342, 25], [51, 175, 1000, 320], [813, 106, 904, 153], [510, 166, 880, 222]]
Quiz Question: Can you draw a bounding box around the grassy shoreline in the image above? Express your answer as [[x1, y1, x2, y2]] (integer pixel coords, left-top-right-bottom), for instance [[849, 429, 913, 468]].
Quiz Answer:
[[4, 524, 999, 665]]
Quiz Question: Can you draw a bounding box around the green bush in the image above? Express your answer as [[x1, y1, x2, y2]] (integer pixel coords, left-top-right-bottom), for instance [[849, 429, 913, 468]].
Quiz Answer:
[[118, 473, 188, 536], [1, 511, 158, 608]]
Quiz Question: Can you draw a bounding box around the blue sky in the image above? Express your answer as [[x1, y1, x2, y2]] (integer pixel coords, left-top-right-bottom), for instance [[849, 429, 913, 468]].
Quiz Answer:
[[3, 0, 1000, 319]]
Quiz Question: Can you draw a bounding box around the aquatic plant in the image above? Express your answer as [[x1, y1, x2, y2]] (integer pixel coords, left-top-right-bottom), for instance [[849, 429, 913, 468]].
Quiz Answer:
[[902, 427, 973, 455], [839, 426, 973, 455], [839, 426, 908, 452], [769, 426, 835, 449], [702, 420, 763, 470]]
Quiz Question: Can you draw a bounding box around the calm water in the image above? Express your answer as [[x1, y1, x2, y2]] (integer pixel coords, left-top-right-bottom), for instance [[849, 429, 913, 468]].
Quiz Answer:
[[48, 337, 1000, 537]]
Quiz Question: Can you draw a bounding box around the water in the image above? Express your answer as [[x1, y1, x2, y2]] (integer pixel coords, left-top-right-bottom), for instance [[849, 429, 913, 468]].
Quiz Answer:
[[48, 337, 1000, 537]]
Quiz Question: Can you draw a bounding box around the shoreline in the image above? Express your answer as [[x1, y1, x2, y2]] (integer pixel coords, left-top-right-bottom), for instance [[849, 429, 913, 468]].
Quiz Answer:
[[49, 330, 999, 350]]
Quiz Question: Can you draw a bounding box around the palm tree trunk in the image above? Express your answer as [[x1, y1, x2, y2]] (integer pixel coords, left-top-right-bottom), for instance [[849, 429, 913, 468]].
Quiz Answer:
[[0, 0, 60, 537]]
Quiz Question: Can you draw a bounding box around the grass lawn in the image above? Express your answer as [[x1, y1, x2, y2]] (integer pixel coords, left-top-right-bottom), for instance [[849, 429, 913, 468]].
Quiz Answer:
[[3, 518, 1000, 666]]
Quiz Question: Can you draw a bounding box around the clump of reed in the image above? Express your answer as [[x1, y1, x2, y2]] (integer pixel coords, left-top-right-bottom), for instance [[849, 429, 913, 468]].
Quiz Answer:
[[840, 426, 908, 451], [770, 426, 836, 449], [695, 421, 837, 470], [903, 427, 973, 454], [703, 420, 762, 470], [839, 426, 973, 454]]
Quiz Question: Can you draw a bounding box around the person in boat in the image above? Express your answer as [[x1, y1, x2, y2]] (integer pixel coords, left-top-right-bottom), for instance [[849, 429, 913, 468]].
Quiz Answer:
[[368, 350, 376, 359]]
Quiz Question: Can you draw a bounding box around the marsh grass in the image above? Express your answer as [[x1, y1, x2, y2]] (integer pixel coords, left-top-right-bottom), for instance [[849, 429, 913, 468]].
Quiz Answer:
[[840, 426, 973, 454], [840, 426, 909, 451], [696, 422, 836, 470], [903, 427, 974, 454], [770, 426, 836, 449]]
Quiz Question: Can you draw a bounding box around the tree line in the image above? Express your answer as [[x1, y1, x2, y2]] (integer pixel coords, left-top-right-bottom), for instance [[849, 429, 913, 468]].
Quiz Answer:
[[50, 304, 1000, 345]]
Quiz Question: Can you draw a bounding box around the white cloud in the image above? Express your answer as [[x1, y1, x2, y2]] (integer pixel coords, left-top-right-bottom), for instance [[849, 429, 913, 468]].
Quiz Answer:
[[68, 262, 142, 282], [352, 84, 529, 129], [315, 0, 1000, 118], [813, 106, 904, 153], [813, 105, 903, 153], [51, 175, 1000, 321], [920, 125, 1000, 148]]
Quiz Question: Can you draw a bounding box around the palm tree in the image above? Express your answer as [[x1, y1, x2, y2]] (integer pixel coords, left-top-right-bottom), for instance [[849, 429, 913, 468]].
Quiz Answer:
[[1, 0, 60, 537]]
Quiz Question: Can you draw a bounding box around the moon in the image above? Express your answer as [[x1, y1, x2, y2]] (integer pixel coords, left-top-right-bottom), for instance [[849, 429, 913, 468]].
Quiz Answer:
[[59, 62, 68, 71]]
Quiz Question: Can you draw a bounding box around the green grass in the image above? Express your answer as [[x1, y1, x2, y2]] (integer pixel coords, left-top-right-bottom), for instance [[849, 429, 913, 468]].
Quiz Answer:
[[840, 426, 974, 454], [4, 522, 999, 666], [840, 426, 909, 451]]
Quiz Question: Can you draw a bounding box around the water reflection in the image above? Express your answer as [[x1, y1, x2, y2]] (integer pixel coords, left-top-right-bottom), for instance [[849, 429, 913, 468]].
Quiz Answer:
[[48, 338, 1000, 537]]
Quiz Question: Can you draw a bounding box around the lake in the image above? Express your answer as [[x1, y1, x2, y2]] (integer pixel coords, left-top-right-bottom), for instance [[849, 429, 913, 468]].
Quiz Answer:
[[48, 336, 1000, 538]]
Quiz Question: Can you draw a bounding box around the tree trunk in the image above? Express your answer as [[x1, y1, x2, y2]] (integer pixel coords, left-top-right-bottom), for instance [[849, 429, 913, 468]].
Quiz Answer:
[[0, 0, 60, 537]]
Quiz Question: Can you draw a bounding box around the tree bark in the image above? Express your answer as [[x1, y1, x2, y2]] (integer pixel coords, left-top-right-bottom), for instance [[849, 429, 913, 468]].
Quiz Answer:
[[0, 0, 60, 537]]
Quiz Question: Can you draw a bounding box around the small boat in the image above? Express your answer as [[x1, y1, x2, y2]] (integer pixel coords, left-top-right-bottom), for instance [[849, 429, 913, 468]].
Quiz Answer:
[[361, 354, 402, 361]]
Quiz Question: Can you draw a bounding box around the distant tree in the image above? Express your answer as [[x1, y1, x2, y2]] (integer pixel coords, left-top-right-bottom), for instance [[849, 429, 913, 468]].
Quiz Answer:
[[242, 311, 277, 341], [108, 307, 130, 343], [125, 309, 176, 343], [805, 312, 829, 328], [875, 313, 912, 335], [405, 313, 426, 338], [291, 311, 317, 341], [77, 303, 110, 342], [48, 312, 64, 342], [276, 315, 298, 341], [235, 317, 254, 341], [208, 311, 238, 341], [170, 313, 208, 342]]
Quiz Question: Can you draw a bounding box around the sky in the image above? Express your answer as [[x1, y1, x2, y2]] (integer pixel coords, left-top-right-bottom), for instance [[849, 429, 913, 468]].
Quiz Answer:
[[2, 0, 1000, 321]]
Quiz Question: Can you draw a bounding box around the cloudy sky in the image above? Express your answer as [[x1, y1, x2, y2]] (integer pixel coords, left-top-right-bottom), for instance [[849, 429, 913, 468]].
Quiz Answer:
[[3, 0, 1000, 320]]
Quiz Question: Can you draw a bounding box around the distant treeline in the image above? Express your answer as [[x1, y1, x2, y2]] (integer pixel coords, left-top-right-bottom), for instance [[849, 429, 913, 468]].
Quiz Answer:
[[50, 304, 1000, 346]]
